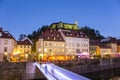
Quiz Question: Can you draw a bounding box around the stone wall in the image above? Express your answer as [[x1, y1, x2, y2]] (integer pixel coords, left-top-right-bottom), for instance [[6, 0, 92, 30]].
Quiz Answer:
[[0, 62, 26, 80], [54, 58, 120, 74]]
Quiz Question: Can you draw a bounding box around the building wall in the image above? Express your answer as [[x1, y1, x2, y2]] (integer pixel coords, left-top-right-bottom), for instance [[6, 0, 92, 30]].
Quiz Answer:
[[0, 38, 15, 61], [65, 37, 89, 56], [16, 45, 31, 54], [107, 43, 117, 53], [90, 45, 100, 56], [117, 45, 120, 53], [100, 48, 111, 57], [36, 39, 65, 60]]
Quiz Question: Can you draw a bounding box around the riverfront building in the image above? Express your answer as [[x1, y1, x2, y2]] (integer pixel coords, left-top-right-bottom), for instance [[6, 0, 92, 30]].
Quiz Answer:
[[0, 28, 16, 61], [36, 22, 89, 60]]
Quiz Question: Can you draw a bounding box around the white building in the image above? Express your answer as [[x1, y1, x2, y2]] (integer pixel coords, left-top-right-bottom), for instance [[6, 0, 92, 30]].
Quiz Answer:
[[59, 29, 89, 58], [0, 28, 16, 61]]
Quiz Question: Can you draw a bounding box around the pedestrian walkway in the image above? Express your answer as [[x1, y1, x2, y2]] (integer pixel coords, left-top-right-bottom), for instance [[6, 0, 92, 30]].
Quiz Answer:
[[35, 62, 90, 80]]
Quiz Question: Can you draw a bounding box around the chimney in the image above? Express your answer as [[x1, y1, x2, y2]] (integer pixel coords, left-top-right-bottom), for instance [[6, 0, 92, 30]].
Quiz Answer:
[[0, 27, 2, 32]]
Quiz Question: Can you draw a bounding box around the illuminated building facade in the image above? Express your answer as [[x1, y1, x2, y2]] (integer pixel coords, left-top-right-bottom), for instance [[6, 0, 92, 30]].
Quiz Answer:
[[0, 28, 16, 61], [36, 29, 65, 60], [13, 37, 32, 61], [59, 29, 89, 59]]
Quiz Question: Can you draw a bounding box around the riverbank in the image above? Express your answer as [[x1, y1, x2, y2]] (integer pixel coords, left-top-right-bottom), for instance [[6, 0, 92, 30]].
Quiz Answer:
[[53, 58, 120, 74]]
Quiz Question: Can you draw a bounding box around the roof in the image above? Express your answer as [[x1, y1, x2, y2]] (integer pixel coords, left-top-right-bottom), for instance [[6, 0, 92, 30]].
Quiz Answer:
[[41, 29, 65, 42], [17, 39, 32, 45], [99, 44, 111, 49], [90, 40, 101, 45], [61, 29, 88, 38], [101, 37, 117, 43], [0, 28, 15, 40], [21, 36, 33, 45]]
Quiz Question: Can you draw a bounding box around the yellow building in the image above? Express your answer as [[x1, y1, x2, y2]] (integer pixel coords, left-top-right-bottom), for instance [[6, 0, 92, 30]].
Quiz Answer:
[[36, 29, 65, 61], [117, 40, 120, 53], [90, 40, 101, 58], [13, 39, 32, 61], [99, 44, 111, 58]]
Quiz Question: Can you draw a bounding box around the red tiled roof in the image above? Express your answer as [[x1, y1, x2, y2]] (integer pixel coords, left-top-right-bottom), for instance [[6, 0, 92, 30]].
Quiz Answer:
[[0, 30, 15, 40], [61, 29, 88, 38], [99, 44, 111, 49], [42, 29, 65, 42], [17, 39, 32, 45]]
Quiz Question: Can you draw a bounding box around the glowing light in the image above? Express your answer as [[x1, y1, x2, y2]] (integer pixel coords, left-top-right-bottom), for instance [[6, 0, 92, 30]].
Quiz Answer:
[[5, 52, 7, 55], [44, 48, 47, 52]]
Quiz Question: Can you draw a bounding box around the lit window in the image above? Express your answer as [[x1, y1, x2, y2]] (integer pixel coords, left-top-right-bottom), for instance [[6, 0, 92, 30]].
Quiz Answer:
[[54, 37, 56, 40], [44, 48, 47, 52], [62, 49, 64, 52], [62, 44, 64, 47], [57, 34, 59, 37], [48, 37, 49, 39]]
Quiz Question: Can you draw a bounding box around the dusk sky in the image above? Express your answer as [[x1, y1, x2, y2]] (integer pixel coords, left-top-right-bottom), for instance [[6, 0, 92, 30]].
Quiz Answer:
[[0, 0, 120, 40]]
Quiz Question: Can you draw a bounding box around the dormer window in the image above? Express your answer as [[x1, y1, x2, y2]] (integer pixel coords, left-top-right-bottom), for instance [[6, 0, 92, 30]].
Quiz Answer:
[[57, 34, 59, 37], [77, 34, 79, 37], [67, 33, 69, 36], [54, 37, 56, 40], [81, 35, 83, 37], [48, 36, 49, 39], [70, 33, 72, 36], [52, 34, 54, 36]]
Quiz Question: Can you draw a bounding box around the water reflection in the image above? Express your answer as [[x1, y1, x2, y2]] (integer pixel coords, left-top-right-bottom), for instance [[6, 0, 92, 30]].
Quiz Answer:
[[81, 68, 120, 80]]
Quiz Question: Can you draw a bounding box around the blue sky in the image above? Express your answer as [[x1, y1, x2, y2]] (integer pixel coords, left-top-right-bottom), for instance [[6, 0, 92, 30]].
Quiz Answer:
[[0, 0, 120, 40]]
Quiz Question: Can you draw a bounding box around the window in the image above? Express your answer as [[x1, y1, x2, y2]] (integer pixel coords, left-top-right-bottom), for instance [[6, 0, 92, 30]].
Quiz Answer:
[[54, 37, 56, 40], [4, 40, 8, 44], [49, 49, 52, 52], [49, 43, 52, 46], [76, 49, 80, 53], [4, 47, 7, 52], [44, 48, 47, 52], [45, 43, 47, 46], [62, 44, 64, 47], [0, 40, 1, 44], [76, 44, 80, 47], [62, 49, 64, 52]]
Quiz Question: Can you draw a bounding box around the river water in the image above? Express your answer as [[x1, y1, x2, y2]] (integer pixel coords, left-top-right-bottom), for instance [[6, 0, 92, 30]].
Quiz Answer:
[[81, 68, 120, 80]]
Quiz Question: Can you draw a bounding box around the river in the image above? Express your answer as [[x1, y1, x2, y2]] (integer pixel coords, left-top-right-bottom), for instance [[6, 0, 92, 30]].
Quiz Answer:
[[81, 68, 120, 80]]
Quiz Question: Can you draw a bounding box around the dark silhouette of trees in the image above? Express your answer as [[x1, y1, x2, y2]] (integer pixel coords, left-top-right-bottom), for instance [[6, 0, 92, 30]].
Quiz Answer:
[[18, 34, 26, 41], [80, 26, 104, 40]]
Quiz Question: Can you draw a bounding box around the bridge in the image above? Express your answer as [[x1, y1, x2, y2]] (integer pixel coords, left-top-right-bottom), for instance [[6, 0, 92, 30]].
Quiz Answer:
[[35, 62, 90, 80]]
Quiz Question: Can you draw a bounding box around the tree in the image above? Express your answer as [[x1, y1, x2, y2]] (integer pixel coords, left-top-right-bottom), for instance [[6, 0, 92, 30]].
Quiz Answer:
[[80, 26, 104, 40], [18, 34, 26, 41]]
